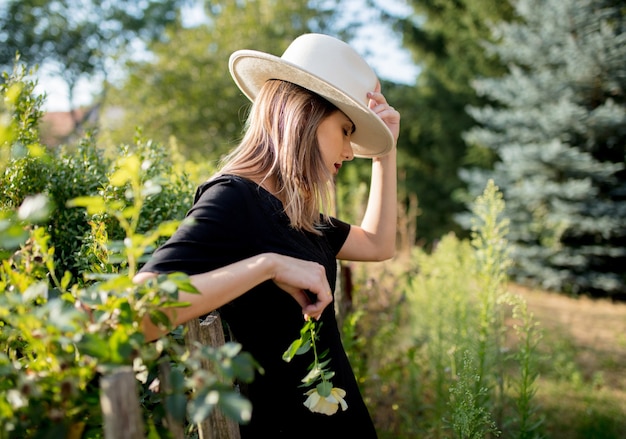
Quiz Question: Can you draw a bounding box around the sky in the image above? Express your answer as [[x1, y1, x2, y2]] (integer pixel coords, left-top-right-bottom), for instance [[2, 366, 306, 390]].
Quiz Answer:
[[34, 0, 420, 112]]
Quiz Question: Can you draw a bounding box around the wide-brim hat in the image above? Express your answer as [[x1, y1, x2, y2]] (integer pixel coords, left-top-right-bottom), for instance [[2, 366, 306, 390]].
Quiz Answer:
[[228, 33, 394, 158]]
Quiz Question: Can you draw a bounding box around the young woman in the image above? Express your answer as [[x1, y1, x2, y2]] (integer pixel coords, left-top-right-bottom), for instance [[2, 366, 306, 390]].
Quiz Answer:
[[134, 33, 400, 438]]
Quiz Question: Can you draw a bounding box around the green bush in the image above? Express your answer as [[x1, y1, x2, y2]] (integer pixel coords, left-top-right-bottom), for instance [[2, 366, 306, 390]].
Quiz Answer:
[[1, 63, 255, 438], [1, 130, 194, 281]]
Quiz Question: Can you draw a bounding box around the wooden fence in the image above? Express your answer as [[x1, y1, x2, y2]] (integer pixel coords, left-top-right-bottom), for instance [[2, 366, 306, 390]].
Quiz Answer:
[[99, 312, 240, 439]]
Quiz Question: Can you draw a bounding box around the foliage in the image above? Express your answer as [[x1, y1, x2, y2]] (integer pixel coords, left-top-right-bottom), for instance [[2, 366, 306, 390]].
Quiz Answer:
[[283, 320, 339, 401], [0, 61, 256, 438], [382, 0, 514, 243], [461, 0, 626, 298], [75, 136, 195, 276], [104, 0, 342, 159], [0, 71, 194, 279], [0, 0, 189, 114], [446, 351, 500, 439], [344, 180, 543, 438]]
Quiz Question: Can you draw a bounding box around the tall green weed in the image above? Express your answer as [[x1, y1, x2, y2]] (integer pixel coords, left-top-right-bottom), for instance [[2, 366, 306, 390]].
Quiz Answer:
[[344, 181, 543, 438]]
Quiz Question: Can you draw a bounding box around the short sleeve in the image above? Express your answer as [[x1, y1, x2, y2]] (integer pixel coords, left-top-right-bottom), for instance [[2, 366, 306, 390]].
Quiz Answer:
[[324, 217, 351, 255]]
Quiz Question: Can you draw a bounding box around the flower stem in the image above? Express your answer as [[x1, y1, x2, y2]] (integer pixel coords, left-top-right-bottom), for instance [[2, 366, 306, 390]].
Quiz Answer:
[[309, 321, 324, 383]]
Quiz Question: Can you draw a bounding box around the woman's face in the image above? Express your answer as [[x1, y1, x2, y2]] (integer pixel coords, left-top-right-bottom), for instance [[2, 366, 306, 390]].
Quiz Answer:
[[316, 110, 355, 177]]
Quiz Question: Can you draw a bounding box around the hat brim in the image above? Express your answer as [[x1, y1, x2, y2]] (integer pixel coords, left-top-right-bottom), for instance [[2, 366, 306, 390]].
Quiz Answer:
[[229, 50, 394, 158]]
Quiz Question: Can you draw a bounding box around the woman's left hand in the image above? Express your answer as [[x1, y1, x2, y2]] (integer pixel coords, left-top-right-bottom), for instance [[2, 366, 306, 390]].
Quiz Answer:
[[368, 82, 401, 145]]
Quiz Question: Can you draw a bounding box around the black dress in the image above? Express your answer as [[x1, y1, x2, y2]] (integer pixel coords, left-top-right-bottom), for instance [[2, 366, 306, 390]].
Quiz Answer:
[[139, 174, 378, 438]]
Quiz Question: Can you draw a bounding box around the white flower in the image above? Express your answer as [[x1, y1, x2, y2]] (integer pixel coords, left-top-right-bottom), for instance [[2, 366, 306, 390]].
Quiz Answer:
[[303, 387, 348, 415]]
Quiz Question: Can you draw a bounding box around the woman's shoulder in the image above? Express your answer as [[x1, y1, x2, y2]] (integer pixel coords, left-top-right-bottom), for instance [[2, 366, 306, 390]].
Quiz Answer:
[[191, 173, 283, 219], [194, 174, 259, 202]]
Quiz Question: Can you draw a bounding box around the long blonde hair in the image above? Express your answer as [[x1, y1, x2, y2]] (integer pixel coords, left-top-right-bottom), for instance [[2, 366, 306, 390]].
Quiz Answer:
[[219, 80, 339, 234]]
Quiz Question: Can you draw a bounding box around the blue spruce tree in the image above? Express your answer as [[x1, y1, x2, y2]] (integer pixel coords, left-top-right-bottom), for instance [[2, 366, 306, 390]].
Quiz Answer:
[[460, 0, 626, 298]]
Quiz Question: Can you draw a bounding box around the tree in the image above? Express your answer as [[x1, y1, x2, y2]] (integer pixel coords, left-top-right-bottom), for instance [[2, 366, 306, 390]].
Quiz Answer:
[[461, 0, 626, 298], [386, 0, 513, 242], [104, 0, 341, 159], [0, 0, 188, 125]]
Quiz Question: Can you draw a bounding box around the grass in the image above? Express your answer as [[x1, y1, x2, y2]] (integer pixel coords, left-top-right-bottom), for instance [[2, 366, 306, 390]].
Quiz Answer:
[[511, 285, 626, 439]]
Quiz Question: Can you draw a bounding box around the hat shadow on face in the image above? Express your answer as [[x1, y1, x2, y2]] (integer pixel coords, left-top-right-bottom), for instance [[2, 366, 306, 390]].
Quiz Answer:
[[229, 33, 394, 158]]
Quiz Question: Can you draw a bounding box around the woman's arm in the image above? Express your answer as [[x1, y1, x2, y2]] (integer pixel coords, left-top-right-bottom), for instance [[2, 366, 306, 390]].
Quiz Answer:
[[337, 87, 400, 262], [136, 253, 333, 341]]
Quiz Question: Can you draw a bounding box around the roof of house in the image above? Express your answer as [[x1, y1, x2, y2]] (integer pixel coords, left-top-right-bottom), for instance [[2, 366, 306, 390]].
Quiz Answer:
[[40, 107, 94, 147]]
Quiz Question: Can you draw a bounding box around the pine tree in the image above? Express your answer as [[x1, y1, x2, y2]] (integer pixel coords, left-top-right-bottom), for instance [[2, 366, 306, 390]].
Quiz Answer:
[[390, 0, 513, 242], [461, 0, 626, 298]]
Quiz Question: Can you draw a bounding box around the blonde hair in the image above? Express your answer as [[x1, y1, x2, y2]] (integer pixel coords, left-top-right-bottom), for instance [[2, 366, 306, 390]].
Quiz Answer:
[[218, 80, 339, 234]]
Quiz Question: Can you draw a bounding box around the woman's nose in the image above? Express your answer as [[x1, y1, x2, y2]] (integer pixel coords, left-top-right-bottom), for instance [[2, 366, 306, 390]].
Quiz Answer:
[[343, 142, 354, 161]]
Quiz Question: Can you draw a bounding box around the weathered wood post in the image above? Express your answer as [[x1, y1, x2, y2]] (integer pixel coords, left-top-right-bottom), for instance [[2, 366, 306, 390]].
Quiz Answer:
[[100, 366, 145, 439], [184, 311, 241, 439], [159, 361, 186, 439]]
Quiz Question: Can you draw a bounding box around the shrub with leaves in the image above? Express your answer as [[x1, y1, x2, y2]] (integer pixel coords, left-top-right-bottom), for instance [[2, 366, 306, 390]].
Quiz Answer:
[[0, 63, 256, 438]]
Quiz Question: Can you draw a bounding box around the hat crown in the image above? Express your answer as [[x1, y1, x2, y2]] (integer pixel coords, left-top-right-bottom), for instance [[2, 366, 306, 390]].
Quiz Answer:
[[279, 34, 377, 108]]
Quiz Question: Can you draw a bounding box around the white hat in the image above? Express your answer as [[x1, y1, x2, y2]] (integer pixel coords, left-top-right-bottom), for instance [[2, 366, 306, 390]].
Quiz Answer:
[[228, 33, 394, 158]]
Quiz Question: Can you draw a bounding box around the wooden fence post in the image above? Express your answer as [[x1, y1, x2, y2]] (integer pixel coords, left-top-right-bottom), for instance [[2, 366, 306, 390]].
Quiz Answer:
[[100, 366, 145, 439], [158, 361, 186, 439], [184, 311, 241, 439]]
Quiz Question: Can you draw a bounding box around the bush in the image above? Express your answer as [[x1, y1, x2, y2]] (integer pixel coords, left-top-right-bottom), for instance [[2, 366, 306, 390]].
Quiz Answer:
[[1, 62, 255, 438], [0, 130, 194, 281]]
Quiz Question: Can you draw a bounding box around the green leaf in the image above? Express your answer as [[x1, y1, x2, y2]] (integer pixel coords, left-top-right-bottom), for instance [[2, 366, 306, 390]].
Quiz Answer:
[[165, 392, 187, 424], [77, 333, 110, 360], [322, 371, 335, 381], [168, 367, 186, 392], [159, 300, 191, 309], [282, 338, 303, 362], [317, 359, 331, 370], [301, 366, 322, 384], [60, 271, 72, 291], [44, 299, 83, 333], [217, 391, 252, 424], [0, 219, 28, 249], [220, 342, 242, 358], [316, 381, 332, 398], [149, 309, 173, 329], [153, 220, 181, 238], [109, 327, 132, 364], [231, 352, 258, 383], [295, 339, 311, 355], [166, 272, 199, 295], [188, 389, 218, 424], [145, 420, 161, 439], [159, 280, 178, 296], [109, 168, 131, 187], [67, 196, 106, 215]]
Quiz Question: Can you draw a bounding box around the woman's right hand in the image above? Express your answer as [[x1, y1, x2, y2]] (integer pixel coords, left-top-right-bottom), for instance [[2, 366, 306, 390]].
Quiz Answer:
[[266, 253, 333, 321]]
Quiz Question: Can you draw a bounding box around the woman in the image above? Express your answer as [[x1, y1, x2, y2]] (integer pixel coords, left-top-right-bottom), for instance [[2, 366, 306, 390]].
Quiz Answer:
[[135, 33, 400, 437]]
